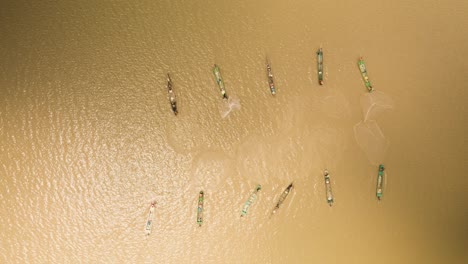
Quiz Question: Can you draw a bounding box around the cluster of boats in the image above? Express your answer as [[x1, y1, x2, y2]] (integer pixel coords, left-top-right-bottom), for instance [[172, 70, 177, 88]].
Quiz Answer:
[[144, 165, 386, 235], [144, 52, 382, 235], [162, 49, 375, 116]]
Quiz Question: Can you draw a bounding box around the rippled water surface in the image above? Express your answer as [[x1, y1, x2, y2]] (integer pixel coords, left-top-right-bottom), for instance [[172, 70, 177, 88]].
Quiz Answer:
[[1, 0, 467, 263]]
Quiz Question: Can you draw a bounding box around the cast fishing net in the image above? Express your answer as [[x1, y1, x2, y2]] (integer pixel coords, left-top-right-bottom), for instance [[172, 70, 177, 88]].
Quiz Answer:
[[218, 95, 241, 118], [354, 91, 394, 165]]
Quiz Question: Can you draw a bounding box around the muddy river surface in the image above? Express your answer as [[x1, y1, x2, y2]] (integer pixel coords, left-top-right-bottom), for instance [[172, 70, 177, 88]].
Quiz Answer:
[[1, 1, 467, 263]]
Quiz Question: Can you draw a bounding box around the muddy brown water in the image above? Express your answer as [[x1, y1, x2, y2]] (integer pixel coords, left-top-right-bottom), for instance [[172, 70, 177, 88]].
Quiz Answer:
[[1, 1, 467, 263]]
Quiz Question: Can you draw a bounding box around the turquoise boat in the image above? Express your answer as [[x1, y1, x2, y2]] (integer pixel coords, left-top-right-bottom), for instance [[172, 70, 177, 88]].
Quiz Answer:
[[241, 184, 262, 217], [213, 64, 228, 99]]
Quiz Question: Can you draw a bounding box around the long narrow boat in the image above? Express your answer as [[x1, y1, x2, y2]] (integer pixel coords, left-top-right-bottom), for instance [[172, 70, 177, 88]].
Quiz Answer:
[[376, 165, 385, 200], [357, 57, 374, 92], [144, 202, 156, 236], [317, 48, 324, 85], [241, 184, 262, 217], [167, 73, 178, 115], [213, 64, 228, 99], [266, 59, 276, 95], [271, 182, 294, 215], [197, 191, 204, 226], [324, 170, 334, 206]]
